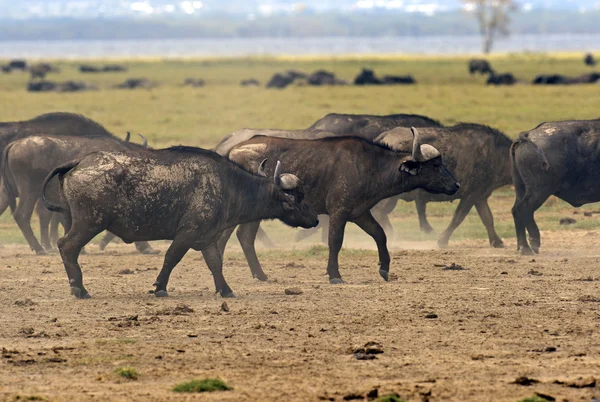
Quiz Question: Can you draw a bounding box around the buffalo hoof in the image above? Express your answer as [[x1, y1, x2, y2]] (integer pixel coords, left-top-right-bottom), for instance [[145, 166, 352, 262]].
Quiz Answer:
[[437, 239, 449, 249], [35, 249, 47, 256], [71, 287, 91, 299], [329, 277, 344, 285], [491, 240, 505, 248], [518, 246, 535, 256], [154, 290, 169, 297], [379, 269, 389, 281], [140, 247, 160, 255], [221, 291, 237, 298], [252, 272, 269, 282], [422, 225, 435, 234], [44, 248, 58, 254]]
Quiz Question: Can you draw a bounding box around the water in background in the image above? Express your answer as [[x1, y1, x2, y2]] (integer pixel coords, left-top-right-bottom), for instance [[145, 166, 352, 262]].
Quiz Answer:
[[0, 34, 599, 59]]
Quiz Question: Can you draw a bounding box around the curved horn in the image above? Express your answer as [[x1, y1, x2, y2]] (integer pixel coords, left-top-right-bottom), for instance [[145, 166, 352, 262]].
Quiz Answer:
[[125, 131, 131, 142], [411, 127, 423, 162], [138, 133, 148, 148], [274, 160, 283, 187], [258, 158, 268, 177]]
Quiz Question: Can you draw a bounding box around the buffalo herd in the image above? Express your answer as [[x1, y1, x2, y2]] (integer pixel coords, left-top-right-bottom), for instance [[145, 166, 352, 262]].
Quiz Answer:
[[1, 111, 599, 299]]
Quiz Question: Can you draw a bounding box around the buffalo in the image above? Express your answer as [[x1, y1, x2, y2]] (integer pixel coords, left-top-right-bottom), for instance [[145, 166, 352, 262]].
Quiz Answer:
[[0, 113, 156, 254], [1, 134, 156, 255], [218, 129, 459, 284], [8, 60, 27, 71], [469, 59, 493, 75], [374, 123, 513, 247], [486, 72, 517, 86], [42, 147, 319, 299], [511, 119, 600, 255], [584, 53, 596, 67]]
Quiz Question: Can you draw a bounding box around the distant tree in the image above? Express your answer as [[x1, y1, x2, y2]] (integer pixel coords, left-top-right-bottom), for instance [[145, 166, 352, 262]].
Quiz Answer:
[[464, 0, 518, 54]]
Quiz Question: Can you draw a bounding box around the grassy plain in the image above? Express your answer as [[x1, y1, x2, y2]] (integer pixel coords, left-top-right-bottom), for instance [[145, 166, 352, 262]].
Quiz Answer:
[[0, 53, 599, 247]]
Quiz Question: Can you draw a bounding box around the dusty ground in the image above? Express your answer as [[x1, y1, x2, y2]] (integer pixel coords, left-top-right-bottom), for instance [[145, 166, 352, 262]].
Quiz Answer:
[[0, 230, 599, 402]]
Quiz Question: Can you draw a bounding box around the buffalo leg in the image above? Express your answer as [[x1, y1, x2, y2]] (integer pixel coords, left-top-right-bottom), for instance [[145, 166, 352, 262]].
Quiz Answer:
[[512, 193, 549, 255], [57, 223, 102, 299], [373, 197, 398, 239], [134, 241, 159, 254], [295, 215, 329, 245], [326, 215, 347, 284], [50, 213, 61, 247], [354, 211, 390, 281], [474, 198, 504, 248], [295, 225, 321, 242], [216, 226, 236, 258], [416, 199, 435, 233], [98, 231, 115, 251], [236, 221, 268, 281], [437, 198, 475, 248], [13, 195, 45, 255], [256, 226, 275, 248], [202, 243, 235, 298], [153, 240, 190, 297], [37, 201, 55, 252]]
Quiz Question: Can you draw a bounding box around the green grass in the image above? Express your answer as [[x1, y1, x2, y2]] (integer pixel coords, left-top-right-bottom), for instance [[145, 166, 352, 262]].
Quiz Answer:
[[518, 397, 549, 402], [172, 378, 232, 393], [1, 54, 600, 246], [376, 395, 406, 402], [114, 367, 139, 380]]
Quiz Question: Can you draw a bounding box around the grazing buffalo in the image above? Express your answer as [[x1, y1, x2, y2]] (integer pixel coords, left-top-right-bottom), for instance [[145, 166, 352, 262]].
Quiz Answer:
[[9, 60, 27, 71], [511, 119, 600, 255], [29, 63, 55, 80], [183, 78, 205, 87], [116, 78, 155, 89], [1, 134, 155, 255], [469, 59, 493, 75], [486, 72, 517, 85], [218, 129, 460, 284], [375, 123, 513, 247], [42, 147, 319, 299]]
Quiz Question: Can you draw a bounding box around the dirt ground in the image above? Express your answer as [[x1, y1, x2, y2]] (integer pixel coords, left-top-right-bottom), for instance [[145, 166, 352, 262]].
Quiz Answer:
[[0, 229, 599, 402]]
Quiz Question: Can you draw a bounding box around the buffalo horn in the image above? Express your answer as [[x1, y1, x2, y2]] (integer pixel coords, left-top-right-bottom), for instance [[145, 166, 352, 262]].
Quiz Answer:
[[258, 159, 268, 177], [138, 133, 148, 148]]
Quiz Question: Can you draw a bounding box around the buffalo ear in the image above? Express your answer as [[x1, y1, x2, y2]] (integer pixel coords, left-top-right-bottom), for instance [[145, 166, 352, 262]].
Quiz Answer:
[[400, 159, 420, 176]]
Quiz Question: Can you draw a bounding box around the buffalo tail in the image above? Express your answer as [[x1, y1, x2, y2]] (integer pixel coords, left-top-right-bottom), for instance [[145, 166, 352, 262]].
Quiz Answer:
[[42, 160, 80, 213]]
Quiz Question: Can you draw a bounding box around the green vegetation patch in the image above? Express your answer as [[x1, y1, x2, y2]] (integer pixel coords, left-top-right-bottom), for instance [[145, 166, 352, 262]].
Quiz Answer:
[[114, 367, 139, 380], [172, 378, 232, 393]]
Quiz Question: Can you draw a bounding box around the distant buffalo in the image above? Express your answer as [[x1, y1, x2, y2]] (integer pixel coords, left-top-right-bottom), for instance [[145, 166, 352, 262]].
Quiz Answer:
[[266, 72, 296, 89], [241, 78, 260, 87], [79, 65, 102, 73], [27, 80, 96, 93], [486, 72, 517, 86], [1, 65, 11, 73], [307, 70, 347, 86], [469, 59, 493, 75], [116, 78, 155, 89], [30, 63, 56, 80], [183, 78, 205, 87], [9, 60, 27, 71], [585, 53, 596, 67], [533, 72, 600, 85], [354, 68, 415, 85]]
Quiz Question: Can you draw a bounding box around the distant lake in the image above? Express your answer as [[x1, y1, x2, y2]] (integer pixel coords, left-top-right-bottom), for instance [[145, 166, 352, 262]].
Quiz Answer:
[[0, 34, 599, 59]]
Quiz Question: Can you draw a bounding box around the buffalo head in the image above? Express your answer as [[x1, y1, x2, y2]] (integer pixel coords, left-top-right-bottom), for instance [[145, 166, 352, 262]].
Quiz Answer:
[[258, 159, 319, 229], [400, 127, 460, 195]]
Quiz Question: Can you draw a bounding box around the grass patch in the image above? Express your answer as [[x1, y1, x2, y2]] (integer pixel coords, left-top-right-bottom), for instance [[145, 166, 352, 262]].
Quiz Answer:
[[376, 395, 406, 402], [114, 367, 139, 380], [172, 378, 232, 393], [518, 397, 548, 402]]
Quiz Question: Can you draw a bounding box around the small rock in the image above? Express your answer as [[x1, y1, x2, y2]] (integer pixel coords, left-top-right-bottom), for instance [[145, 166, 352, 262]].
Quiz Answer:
[[441, 263, 466, 271], [528, 269, 543, 276], [285, 288, 303, 295], [353, 352, 376, 360], [514, 376, 539, 386], [119, 269, 135, 275], [187, 334, 198, 338], [544, 346, 557, 353], [559, 217, 577, 225], [425, 313, 438, 319], [14, 298, 37, 307], [343, 393, 364, 400], [500, 271, 508, 275], [221, 301, 230, 312], [366, 388, 379, 399]]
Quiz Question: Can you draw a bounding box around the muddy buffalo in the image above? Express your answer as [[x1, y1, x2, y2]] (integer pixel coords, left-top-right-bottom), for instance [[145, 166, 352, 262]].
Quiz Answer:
[[218, 129, 459, 284], [511, 119, 600, 255], [42, 147, 318, 299]]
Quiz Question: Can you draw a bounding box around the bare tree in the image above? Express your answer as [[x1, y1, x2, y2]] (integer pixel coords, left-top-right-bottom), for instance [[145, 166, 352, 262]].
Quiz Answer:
[[464, 0, 518, 54]]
